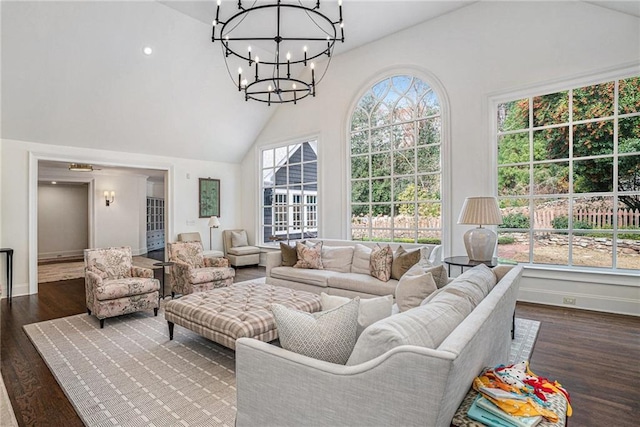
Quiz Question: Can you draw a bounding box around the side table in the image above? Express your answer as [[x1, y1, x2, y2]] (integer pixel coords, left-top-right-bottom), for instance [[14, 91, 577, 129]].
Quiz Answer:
[[0, 248, 14, 305], [443, 256, 497, 276], [153, 261, 174, 300]]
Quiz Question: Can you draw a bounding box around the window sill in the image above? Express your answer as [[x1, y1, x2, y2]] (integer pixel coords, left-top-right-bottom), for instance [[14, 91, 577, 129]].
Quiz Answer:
[[520, 264, 639, 287]]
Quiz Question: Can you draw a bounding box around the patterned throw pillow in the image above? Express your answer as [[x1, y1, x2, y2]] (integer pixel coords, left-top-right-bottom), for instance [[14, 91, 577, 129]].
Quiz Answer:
[[391, 246, 421, 280], [369, 244, 393, 282], [272, 298, 360, 365], [280, 242, 298, 267], [294, 241, 323, 269]]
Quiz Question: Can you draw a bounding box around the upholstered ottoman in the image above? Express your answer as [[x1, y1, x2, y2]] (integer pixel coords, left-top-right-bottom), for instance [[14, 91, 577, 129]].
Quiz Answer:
[[164, 281, 321, 350]]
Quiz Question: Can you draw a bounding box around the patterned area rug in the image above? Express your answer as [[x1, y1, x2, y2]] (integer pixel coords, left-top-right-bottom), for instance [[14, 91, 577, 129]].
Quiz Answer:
[[38, 256, 161, 283], [24, 311, 540, 427]]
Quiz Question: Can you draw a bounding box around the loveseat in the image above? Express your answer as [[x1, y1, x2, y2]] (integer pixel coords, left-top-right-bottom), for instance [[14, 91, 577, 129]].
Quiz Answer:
[[236, 264, 523, 427], [265, 239, 443, 299]]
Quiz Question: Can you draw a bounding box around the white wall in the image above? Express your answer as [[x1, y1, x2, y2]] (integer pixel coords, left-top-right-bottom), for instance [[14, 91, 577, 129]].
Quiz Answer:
[[37, 183, 89, 259], [0, 138, 242, 297], [241, 1, 640, 315]]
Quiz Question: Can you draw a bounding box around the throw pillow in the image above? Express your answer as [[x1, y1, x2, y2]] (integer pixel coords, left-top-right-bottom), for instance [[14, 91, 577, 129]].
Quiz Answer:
[[369, 244, 393, 282], [320, 293, 394, 337], [391, 246, 421, 280], [230, 230, 249, 247], [321, 246, 354, 273], [395, 266, 438, 312], [293, 241, 323, 269], [280, 242, 298, 267], [351, 244, 372, 275], [421, 264, 449, 289], [272, 298, 360, 365]]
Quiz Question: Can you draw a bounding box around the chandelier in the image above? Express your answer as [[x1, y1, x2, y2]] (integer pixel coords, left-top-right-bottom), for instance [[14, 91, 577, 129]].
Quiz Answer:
[[211, 0, 345, 105]]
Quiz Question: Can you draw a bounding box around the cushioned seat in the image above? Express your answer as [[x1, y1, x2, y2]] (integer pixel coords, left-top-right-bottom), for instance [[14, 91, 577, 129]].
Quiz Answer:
[[223, 229, 261, 267], [228, 246, 261, 256], [164, 281, 321, 350], [168, 241, 235, 296], [269, 266, 335, 287], [327, 273, 399, 297], [95, 278, 161, 301]]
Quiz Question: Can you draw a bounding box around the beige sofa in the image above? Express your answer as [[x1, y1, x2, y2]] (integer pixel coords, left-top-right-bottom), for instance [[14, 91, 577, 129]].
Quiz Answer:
[[265, 239, 443, 299], [236, 264, 523, 427]]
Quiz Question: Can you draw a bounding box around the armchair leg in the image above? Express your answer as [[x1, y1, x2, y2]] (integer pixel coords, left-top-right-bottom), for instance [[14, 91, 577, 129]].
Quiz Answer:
[[87, 308, 91, 315], [171, 291, 175, 298], [100, 318, 105, 329], [168, 321, 174, 340], [154, 307, 159, 317]]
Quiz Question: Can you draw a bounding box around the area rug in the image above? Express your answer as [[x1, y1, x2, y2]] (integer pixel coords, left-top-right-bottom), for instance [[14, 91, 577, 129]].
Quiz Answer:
[[24, 313, 540, 427], [38, 256, 161, 283]]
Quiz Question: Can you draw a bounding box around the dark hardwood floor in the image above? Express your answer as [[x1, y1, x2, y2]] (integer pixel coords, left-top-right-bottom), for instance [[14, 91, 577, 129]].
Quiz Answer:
[[1, 267, 638, 426]]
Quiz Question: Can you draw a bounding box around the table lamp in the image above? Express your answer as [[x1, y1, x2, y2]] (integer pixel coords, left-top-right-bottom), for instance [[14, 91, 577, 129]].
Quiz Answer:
[[457, 197, 503, 262], [208, 216, 220, 250]]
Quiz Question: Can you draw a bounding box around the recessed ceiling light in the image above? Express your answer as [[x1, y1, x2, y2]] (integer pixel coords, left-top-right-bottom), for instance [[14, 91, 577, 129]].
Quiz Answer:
[[143, 46, 153, 56], [51, 181, 57, 185]]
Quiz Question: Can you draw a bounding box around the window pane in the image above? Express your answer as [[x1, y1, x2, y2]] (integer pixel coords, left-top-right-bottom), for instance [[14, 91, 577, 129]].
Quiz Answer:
[[263, 169, 275, 187], [351, 107, 369, 131], [393, 148, 415, 176], [573, 196, 614, 230], [417, 229, 441, 244], [394, 203, 415, 217], [617, 232, 640, 270], [289, 163, 302, 184], [351, 227, 369, 241], [393, 177, 414, 202], [372, 102, 391, 127], [417, 118, 441, 145], [618, 116, 640, 154], [535, 198, 568, 230], [371, 153, 391, 177], [533, 231, 568, 265], [392, 123, 415, 149], [574, 158, 613, 193], [372, 204, 391, 217], [417, 174, 439, 200], [533, 126, 569, 161], [371, 127, 392, 152], [617, 197, 640, 230], [618, 76, 640, 114], [573, 120, 613, 157], [351, 155, 369, 179], [393, 97, 414, 123], [301, 163, 317, 184], [393, 211, 416, 229], [263, 149, 274, 168], [498, 132, 529, 165], [351, 131, 369, 155], [418, 91, 440, 117], [498, 165, 530, 196], [533, 91, 569, 127], [498, 98, 529, 132], [370, 227, 392, 241], [572, 232, 613, 268], [351, 205, 370, 218], [618, 155, 640, 194], [351, 180, 369, 203], [497, 230, 530, 263], [573, 82, 614, 121], [372, 179, 391, 203], [417, 145, 440, 173], [533, 162, 569, 194], [417, 203, 441, 227]]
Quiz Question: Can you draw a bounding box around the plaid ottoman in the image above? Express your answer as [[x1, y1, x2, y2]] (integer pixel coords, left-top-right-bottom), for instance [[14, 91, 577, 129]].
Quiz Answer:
[[164, 281, 321, 350]]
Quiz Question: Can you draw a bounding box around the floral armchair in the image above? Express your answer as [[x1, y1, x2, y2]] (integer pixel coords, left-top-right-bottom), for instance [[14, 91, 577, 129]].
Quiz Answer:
[[84, 246, 160, 328], [167, 242, 235, 297]]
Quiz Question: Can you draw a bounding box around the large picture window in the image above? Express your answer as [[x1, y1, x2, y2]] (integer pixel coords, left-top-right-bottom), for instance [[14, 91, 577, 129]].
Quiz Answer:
[[349, 75, 442, 243], [261, 140, 318, 244], [496, 75, 640, 271]]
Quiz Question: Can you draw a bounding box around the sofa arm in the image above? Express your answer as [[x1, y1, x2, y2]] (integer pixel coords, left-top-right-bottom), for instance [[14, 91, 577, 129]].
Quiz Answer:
[[131, 266, 154, 278], [204, 257, 230, 268], [235, 338, 453, 427], [264, 251, 283, 277], [428, 244, 443, 266]]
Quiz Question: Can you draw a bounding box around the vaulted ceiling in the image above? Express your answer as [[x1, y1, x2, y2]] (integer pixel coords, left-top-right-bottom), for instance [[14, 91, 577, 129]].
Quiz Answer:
[[2, 1, 638, 164]]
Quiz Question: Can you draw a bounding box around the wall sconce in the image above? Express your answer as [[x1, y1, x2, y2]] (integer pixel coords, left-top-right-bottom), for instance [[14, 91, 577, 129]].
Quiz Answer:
[[104, 190, 115, 207]]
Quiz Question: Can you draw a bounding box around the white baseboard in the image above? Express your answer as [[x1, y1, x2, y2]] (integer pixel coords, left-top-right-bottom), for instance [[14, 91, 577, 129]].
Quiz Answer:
[[38, 249, 84, 260]]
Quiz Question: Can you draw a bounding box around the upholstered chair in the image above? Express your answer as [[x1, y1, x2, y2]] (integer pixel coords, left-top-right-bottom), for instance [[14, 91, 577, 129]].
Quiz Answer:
[[222, 229, 261, 267], [84, 246, 160, 328], [167, 241, 235, 297], [177, 232, 224, 258]]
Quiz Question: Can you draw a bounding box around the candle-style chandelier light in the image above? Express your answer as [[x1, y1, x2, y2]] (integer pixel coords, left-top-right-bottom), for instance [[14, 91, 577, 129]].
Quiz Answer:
[[211, 0, 345, 105]]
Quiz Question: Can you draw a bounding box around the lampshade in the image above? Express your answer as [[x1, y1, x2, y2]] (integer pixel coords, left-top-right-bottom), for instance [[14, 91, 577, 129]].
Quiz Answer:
[[208, 216, 220, 228], [457, 197, 503, 226]]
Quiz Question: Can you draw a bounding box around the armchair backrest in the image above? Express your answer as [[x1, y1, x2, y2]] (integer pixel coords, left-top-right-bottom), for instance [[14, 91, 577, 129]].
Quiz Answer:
[[222, 229, 250, 255], [168, 242, 205, 268], [84, 247, 133, 280]]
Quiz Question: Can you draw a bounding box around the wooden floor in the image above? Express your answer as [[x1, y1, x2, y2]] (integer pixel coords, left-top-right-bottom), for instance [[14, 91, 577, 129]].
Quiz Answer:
[[1, 266, 638, 426]]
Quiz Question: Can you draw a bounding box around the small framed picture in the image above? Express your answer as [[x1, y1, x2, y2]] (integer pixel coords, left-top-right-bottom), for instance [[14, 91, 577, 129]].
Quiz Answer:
[[199, 178, 220, 218]]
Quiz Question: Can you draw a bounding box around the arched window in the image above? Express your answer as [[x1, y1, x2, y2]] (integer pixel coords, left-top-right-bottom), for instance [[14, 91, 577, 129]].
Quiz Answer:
[[349, 75, 442, 243]]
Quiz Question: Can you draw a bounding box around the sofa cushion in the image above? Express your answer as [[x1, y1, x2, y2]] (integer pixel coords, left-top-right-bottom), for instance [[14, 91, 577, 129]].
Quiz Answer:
[[280, 242, 298, 267], [272, 298, 359, 365], [346, 291, 472, 365], [395, 266, 437, 312], [321, 293, 393, 337], [188, 266, 235, 285], [370, 244, 393, 282], [227, 246, 261, 256], [351, 244, 372, 275], [421, 264, 449, 289], [294, 241, 324, 270], [270, 266, 335, 287], [328, 273, 398, 297], [321, 246, 354, 273], [421, 264, 497, 307], [231, 230, 249, 247], [391, 246, 421, 280]]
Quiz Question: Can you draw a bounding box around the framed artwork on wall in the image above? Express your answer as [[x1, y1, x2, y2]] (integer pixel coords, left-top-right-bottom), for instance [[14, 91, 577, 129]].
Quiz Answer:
[[199, 178, 220, 218]]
